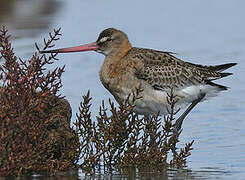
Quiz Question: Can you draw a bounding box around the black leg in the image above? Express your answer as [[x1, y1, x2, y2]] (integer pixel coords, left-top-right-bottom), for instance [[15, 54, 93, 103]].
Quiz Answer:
[[174, 93, 205, 132]]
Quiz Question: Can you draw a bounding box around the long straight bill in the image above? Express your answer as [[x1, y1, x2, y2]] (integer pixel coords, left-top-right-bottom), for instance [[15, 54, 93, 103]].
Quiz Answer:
[[40, 42, 98, 53]]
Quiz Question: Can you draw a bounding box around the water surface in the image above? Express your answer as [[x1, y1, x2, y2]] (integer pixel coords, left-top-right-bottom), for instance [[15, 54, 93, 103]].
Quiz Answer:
[[0, 0, 244, 179]]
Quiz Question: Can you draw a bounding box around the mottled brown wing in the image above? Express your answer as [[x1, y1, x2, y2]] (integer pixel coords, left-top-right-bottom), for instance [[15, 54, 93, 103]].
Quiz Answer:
[[131, 48, 223, 90]]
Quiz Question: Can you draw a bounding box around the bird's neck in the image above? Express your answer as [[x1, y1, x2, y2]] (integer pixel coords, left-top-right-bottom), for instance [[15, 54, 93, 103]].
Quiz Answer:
[[99, 40, 132, 90], [107, 39, 132, 59]]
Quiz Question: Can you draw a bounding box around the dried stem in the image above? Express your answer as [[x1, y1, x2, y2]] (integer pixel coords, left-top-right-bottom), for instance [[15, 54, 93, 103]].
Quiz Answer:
[[76, 88, 194, 172], [0, 26, 78, 176]]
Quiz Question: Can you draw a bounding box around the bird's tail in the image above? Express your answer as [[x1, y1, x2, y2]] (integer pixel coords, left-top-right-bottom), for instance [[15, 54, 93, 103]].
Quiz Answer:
[[206, 81, 228, 91], [206, 62, 237, 91], [209, 63, 237, 72]]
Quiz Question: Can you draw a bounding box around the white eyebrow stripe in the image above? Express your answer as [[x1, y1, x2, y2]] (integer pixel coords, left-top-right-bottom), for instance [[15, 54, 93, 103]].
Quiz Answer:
[[99, 37, 109, 43]]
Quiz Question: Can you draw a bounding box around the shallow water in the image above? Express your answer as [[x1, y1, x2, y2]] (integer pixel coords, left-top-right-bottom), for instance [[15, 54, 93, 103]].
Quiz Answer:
[[0, 0, 244, 179]]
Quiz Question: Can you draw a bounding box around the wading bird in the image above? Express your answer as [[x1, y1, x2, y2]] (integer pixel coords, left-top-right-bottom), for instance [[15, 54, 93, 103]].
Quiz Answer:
[[41, 28, 236, 131]]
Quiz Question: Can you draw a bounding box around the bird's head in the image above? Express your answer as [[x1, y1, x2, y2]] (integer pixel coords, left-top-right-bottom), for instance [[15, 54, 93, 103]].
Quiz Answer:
[[95, 28, 131, 56], [41, 28, 132, 57]]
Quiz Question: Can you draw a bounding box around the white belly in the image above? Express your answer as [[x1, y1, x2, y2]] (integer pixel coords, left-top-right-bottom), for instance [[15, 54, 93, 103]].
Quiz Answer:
[[133, 84, 221, 116]]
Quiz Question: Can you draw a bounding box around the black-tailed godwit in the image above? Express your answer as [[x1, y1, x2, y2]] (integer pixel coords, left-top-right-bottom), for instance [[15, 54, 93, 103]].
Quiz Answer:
[[41, 28, 236, 131]]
